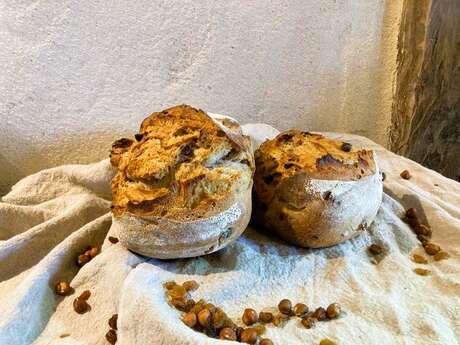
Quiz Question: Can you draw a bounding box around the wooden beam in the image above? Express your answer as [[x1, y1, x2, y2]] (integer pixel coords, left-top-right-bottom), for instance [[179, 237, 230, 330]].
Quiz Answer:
[[389, 0, 460, 181]]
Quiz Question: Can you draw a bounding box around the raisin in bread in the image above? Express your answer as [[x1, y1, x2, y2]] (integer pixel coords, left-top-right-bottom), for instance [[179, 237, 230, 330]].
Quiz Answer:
[[110, 105, 254, 258], [253, 130, 382, 248]]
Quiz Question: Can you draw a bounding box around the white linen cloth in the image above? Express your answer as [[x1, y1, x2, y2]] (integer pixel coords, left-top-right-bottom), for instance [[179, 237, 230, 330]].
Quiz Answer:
[[0, 124, 459, 345]]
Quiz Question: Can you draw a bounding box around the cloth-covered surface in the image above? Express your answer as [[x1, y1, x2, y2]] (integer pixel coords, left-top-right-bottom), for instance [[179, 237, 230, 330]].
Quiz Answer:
[[0, 124, 459, 345]]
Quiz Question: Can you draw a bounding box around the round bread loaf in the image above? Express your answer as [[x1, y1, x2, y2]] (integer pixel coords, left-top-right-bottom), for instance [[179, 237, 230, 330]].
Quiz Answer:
[[253, 130, 383, 248], [110, 105, 254, 259]]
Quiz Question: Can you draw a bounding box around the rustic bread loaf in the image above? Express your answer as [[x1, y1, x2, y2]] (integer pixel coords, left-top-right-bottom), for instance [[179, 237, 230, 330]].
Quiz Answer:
[[253, 130, 383, 248], [110, 105, 254, 258]]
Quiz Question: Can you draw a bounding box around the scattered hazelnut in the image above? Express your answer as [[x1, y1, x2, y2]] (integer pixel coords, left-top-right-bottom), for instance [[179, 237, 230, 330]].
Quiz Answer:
[[78, 290, 91, 300], [184, 299, 196, 312], [326, 303, 341, 319], [320, 339, 337, 345], [171, 297, 188, 311], [252, 324, 266, 335], [108, 236, 119, 244], [182, 312, 197, 328], [259, 311, 274, 323], [340, 142, 352, 152], [240, 328, 257, 344], [417, 234, 430, 245], [197, 308, 211, 328], [368, 244, 383, 255], [167, 285, 188, 300], [219, 327, 237, 341], [278, 299, 292, 315], [105, 329, 117, 344], [260, 339, 274, 345], [108, 314, 118, 330], [294, 303, 309, 316], [415, 224, 432, 237], [412, 254, 428, 264], [164, 281, 177, 290], [424, 243, 441, 256], [73, 298, 90, 314], [400, 170, 411, 180], [204, 303, 216, 313], [405, 208, 417, 219], [434, 251, 449, 261], [88, 247, 99, 258], [235, 327, 244, 341], [182, 280, 199, 292], [77, 254, 91, 267], [55, 281, 71, 296], [312, 307, 327, 321], [414, 268, 431, 276], [242, 308, 258, 326], [301, 316, 316, 329], [273, 313, 289, 327]]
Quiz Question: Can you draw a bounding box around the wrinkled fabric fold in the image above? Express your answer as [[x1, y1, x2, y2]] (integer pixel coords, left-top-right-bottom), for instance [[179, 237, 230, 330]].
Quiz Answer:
[[0, 125, 458, 345]]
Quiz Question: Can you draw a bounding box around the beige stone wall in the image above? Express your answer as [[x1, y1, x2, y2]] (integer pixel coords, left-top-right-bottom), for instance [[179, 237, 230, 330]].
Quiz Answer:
[[0, 0, 403, 195]]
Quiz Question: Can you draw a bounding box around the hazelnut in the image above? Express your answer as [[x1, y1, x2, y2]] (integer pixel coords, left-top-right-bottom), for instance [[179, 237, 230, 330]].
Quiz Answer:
[[407, 216, 421, 228], [434, 251, 449, 261], [197, 308, 211, 328], [278, 299, 292, 315], [213, 307, 233, 329], [412, 254, 428, 264], [76, 254, 91, 267], [417, 234, 430, 245], [78, 290, 91, 301], [414, 268, 431, 276], [88, 247, 99, 258], [163, 281, 177, 290], [301, 316, 316, 329], [400, 170, 411, 180], [171, 297, 188, 311], [182, 280, 199, 292], [182, 312, 197, 328], [73, 298, 89, 314], [240, 328, 258, 344], [415, 224, 432, 237], [242, 308, 258, 326], [368, 244, 383, 255], [259, 311, 274, 323], [320, 339, 337, 345], [260, 339, 274, 345], [326, 303, 341, 319], [204, 303, 216, 313], [273, 313, 289, 327], [235, 326, 244, 340], [424, 243, 441, 255], [108, 314, 118, 330], [340, 142, 352, 152], [294, 303, 309, 316], [184, 299, 196, 312], [252, 324, 266, 335], [312, 307, 327, 321], [167, 285, 188, 300], [219, 327, 237, 341], [405, 208, 417, 219], [105, 329, 117, 345], [108, 236, 119, 244], [55, 281, 71, 296]]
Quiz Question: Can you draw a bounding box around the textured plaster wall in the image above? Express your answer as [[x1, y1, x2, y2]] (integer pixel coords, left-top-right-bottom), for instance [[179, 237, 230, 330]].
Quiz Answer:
[[0, 0, 403, 195]]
